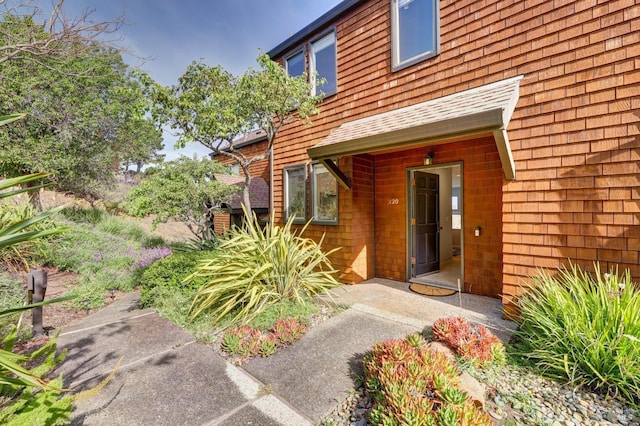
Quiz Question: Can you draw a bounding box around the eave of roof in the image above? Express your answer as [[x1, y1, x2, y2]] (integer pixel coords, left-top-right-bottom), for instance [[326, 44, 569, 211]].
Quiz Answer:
[[232, 130, 268, 149], [267, 0, 364, 60], [308, 75, 523, 180]]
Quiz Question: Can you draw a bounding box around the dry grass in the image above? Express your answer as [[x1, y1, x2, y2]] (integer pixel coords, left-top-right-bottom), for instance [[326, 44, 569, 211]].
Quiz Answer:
[[36, 184, 194, 243]]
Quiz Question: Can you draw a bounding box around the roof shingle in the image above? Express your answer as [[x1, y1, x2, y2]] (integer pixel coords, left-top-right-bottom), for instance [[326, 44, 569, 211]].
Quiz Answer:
[[214, 174, 269, 211], [310, 75, 523, 154]]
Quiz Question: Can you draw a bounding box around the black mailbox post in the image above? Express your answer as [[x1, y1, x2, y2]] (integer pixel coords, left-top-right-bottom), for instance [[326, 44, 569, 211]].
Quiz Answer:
[[27, 270, 48, 336]]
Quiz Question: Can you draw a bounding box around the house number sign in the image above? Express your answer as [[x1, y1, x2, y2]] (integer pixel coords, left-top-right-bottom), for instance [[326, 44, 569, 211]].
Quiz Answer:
[[388, 198, 400, 205]]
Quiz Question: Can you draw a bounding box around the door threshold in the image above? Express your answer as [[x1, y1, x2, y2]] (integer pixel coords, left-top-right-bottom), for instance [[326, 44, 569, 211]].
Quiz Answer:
[[409, 276, 457, 291]]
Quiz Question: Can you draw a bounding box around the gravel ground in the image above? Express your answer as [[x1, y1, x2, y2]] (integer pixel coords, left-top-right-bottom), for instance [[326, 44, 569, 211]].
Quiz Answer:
[[320, 361, 639, 426]]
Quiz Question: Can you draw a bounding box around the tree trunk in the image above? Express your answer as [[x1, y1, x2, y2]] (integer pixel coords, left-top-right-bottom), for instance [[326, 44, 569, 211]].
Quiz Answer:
[[242, 185, 252, 214], [241, 168, 252, 214]]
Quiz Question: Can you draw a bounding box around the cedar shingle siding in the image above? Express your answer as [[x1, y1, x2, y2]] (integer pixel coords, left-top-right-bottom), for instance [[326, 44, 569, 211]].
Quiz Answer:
[[241, 0, 639, 314]]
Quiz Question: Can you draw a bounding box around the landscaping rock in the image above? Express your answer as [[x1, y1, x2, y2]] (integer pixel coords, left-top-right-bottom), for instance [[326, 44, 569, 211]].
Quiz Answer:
[[459, 371, 486, 409], [426, 340, 456, 361]]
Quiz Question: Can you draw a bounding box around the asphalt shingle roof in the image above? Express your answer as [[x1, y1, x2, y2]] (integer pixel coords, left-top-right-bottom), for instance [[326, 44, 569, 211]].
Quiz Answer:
[[310, 75, 523, 155], [214, 174, 269, 211]]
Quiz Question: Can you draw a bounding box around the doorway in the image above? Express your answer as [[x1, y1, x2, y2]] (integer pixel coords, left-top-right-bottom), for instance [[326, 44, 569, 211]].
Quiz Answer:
[[408, 163, 463, 291], [413, 171, 440, 275]]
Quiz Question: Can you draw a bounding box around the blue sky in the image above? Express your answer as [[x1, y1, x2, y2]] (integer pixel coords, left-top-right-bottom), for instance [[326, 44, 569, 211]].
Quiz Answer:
[[63, 0, 343, 160]]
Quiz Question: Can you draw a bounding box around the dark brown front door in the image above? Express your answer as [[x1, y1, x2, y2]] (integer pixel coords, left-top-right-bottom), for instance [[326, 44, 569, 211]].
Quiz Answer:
[[413, 171, 439, 276]]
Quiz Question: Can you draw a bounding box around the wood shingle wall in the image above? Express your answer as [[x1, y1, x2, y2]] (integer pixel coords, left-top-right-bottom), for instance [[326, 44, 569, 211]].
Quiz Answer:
[[264, 0, 639, 306]]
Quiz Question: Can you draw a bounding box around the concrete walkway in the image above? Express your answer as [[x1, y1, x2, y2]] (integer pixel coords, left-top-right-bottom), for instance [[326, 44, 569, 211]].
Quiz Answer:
[[55, 279, 516, 425]]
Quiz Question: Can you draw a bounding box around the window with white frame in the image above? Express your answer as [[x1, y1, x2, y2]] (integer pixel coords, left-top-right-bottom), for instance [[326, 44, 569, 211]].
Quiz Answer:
[[284, 165, 307, 223], [285, 50, 305, 78], [391, 0, 439, 71], [310, 31, 337, 96], [311, 162, 338, 224]]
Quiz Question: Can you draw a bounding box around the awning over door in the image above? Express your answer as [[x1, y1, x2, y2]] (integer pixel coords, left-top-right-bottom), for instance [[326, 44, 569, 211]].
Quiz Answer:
[[308, 75, 523, 180]]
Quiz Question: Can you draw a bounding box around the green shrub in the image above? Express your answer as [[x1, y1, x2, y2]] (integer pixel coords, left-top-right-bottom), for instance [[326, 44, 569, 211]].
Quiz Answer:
[[136, 250, 218, 342], [189, 212, 341, 325], [139, 250, 213, 308], [514, 263, 640, 404]]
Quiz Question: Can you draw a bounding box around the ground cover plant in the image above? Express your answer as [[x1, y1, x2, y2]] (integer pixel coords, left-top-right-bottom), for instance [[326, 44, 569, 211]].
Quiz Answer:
[[363, 330, 495, 426], [188, 211, 341, 326], [220, 317, 307, 363], [513, 263, 640, 405], [432, 317, 505, 366], [43, 208, 172, 309]]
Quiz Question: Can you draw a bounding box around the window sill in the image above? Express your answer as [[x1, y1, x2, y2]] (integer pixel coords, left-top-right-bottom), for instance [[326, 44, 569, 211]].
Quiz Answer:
[[392, 50, 439, 73], [311, 219, 339, 226]]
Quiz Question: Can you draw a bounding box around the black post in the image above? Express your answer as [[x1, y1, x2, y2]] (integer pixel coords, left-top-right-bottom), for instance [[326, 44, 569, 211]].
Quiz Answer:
[[28, 270, 48, 337]]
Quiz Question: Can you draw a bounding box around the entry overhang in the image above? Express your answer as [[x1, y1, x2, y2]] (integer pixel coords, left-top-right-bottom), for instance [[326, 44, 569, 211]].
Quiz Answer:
[[308, 75, 523, 180]]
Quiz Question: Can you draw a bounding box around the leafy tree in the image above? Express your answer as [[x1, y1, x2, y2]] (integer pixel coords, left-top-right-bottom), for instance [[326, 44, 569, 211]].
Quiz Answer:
[[0, 2, 159, 207], [127, 156, 238, 241], [119, 118, 165, 173], [0, 45, 138, 205], [145, 53, 322, 212]]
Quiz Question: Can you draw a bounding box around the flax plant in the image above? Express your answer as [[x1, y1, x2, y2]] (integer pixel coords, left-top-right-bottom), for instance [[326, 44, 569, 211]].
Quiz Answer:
[[514, 262, 640, 404], [188, 209, 341, 325]]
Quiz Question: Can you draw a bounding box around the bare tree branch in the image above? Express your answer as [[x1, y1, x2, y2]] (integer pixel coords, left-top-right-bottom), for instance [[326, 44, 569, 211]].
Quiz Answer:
[[0, 0, 130, 68]]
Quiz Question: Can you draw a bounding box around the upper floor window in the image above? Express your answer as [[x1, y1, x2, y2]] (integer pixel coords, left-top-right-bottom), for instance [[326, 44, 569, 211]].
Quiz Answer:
[[391, 0, 439, 71], [310, 31, 337, 96], [285, 50, 305, 78]]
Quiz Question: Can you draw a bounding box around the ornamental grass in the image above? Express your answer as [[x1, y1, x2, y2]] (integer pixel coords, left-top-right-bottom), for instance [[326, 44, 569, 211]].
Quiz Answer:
[[188, 210, 341, 325], [514, 262, 640, 405]]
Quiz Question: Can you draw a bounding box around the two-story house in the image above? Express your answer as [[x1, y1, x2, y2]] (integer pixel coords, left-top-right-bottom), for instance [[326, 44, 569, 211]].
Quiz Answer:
[[222, 0, 639, 315]]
